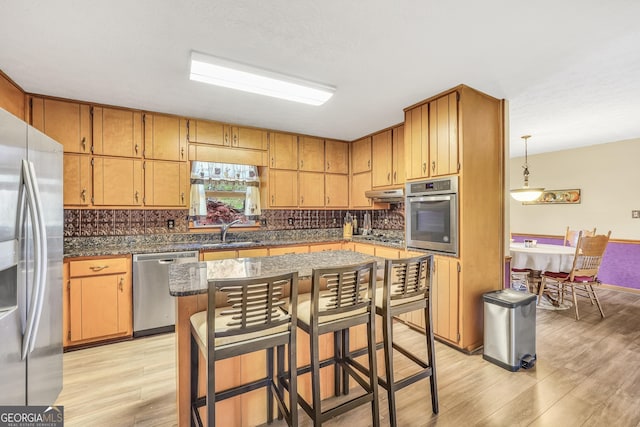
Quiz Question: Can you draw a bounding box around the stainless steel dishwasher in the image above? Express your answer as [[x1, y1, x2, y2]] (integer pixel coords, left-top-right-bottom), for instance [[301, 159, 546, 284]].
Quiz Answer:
[[132, 251, 199, 337]]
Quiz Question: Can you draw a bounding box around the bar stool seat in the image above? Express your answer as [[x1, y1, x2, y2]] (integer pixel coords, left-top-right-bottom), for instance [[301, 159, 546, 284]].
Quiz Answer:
[[295, 261, 380, 427], [189, 272, 299, 427]]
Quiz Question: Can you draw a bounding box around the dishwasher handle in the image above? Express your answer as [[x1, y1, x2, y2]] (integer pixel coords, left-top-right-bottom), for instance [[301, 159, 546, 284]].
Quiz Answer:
[[158, 259, 176, 265]]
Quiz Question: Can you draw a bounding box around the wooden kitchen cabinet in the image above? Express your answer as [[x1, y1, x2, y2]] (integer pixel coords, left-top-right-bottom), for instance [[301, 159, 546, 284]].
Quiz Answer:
[[429, 92, 459, 176], [351, 136, 371, 174], [298, 136, 325, 172], [431, 256, 460, 345], [392, 125, 405, 186], [372, 129, 393, 188], [30, 97, 92, 154], [143, 113, 188, 161], [350, 172, 372, 208], [325, 139, 349, 174], [63, 153, 91, 206], [298, 171, 325, 207], [144, 160, 188, 207], [230, 126, 267, 150], [404, 103, 429, 180], [187, 119, 228, 146], [269, 132, 298, 170], [0, 73, 24, 120], [65, 256, 132, 347], [268, 169, 298, 207], [308, 243, 343, 252], [268, 245, 309, 255], [93, 157, 143, 206], [325, 174, 349, 208], [93, 106, 143, 158]]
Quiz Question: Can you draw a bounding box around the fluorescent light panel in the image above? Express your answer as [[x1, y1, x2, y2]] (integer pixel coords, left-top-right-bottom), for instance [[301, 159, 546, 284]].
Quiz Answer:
[[190, 51, 334, 106]]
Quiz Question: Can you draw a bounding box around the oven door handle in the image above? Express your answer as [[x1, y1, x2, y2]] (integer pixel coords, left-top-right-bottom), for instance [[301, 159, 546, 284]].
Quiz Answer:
[[407, 195, 454, 203]]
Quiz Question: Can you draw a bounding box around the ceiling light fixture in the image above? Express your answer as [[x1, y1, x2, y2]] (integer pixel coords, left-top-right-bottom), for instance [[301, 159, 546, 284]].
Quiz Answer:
[[510, 135, 545, 202], [189, 51, 335, 106]]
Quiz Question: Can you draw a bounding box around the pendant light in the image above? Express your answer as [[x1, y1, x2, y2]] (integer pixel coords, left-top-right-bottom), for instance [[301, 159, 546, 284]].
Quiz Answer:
[[510, 135, 544, 202]]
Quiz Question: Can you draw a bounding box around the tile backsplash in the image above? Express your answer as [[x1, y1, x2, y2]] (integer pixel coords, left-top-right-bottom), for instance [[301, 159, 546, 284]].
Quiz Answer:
[[64, 204, 405, 237]]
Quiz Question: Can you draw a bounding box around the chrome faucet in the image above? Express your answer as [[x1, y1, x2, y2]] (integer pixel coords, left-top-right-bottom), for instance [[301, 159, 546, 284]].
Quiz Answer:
[[221, 219, 242, 242]]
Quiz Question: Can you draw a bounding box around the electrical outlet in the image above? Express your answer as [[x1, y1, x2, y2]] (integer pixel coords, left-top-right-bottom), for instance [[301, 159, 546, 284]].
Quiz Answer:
[[260, 218, 267, 226], [383, 218, 389, 225], [632, 210, 640, 219], [167, 219, 175, 229], [332, 218, 337, 225], [287, 218, 294, 225]]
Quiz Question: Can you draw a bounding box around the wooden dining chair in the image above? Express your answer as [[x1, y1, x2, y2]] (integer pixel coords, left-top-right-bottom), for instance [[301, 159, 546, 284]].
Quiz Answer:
[[540, 231, 611, 320], [189, 272, 299, 427], [563, 227, 596, 247]]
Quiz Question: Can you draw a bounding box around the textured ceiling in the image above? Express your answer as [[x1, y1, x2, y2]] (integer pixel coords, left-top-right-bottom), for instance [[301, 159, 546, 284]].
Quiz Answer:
[[1, 0, 639, 157]]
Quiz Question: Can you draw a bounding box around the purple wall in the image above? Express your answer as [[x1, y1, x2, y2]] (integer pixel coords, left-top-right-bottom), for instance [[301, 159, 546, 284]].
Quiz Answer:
[[512, 235, 640, 290]]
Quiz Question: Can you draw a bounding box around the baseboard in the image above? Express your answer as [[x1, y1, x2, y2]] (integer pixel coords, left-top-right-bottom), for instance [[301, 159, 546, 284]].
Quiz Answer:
[[600, 283, 640, 294]]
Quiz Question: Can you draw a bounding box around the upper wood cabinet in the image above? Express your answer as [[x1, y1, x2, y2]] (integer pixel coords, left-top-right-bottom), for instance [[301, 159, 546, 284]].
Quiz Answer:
[[429, 92, 459, 176], [30, 97, 92, 154], [144, 160, 188, 207], [372, 129, 393, 188], [93, 157, 143, 206], [230, 126, 267, 150], [93, 107, 143, 158], [268, 169, 298, 207], [404, 103, 429, 180], [63, 153, 91, 206], [350, 172, 372, 208], [325, 174, 349, 208], [392, 125, 405, 186], [269, 132, 298, 170], [0, 73, 24, 120], [325, 139, 349, 174], [298, 136, 325, 172], [351, 136, 371, 174], [143, 113, 187, 161], [187, 119, 227, 146], [298, 171, 325, 207]]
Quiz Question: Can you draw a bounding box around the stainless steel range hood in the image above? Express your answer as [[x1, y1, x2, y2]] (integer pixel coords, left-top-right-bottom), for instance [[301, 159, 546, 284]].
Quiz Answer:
[[365, 188, 405, 202]]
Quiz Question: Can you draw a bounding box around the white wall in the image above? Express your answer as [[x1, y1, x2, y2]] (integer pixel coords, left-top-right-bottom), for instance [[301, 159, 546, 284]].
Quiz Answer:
[[509, 137, 640, 240]]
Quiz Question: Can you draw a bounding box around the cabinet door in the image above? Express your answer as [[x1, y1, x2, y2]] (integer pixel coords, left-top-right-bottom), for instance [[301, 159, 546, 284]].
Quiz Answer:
[[144, 160, 188, 206], [392, 125, 405, 185], [188, 119, 229, 146], [93, 157, 143, 206], [270, 132, 298, 169], [299, 171, 325, 207], [325, 174, 349, 208], [429, 92, 459, 176], [31, 97, 91, 153], [309, 243, 343, 252], [93, 107, 143, 157], [374, 246, 401, 259], [325, 139, 349, 174], [231, 126, 267, 150], [372, 130, 392, 187], [201, 251, 237, 261], [405, 104, 429, 180], [269, 169, 298, 207], [351, 136, 371, 174], [143, 113, 187, 161], [69, 273, 130, 341], [269, 245, 309, 255], [298, 136, 325, 172], [63, 153, 91, 206], [432, 256, 459, 343], [350, 172, 372, 208]]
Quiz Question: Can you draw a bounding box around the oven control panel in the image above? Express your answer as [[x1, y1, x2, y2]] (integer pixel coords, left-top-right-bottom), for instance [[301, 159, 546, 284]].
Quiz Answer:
[[407, 176, 458, 196]]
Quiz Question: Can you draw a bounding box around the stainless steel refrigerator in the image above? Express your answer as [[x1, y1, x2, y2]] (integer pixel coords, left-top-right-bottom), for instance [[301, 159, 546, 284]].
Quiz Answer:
[[0, 107, 63, 405]]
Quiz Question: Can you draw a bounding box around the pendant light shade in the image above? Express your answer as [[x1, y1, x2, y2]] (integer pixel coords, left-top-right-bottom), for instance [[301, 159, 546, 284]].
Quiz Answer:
[[510, 135, 544, 202]]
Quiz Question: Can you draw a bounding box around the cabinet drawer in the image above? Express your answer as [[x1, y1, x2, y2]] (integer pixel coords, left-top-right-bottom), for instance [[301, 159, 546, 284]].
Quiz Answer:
[[69, 257, 129, 277]]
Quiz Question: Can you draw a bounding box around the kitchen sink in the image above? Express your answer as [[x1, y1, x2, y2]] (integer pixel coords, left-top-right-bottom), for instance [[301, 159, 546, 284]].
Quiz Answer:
[[200, 241, 261, 249]]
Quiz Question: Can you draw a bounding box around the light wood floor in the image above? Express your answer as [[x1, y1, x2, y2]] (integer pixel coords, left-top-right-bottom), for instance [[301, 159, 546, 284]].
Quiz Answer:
[[56, 288, 640, 426]]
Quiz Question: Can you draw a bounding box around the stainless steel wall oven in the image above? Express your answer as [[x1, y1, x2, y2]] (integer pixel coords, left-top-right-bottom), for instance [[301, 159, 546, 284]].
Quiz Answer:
[[405, 176, 458, 256]]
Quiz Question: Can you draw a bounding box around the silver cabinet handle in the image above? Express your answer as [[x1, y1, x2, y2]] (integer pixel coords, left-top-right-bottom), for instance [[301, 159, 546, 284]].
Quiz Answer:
[[387, 172, 391, 183], [181, 192, 185, 203], [135, 191, 139, 202], [422, 162, 426, 173], [89, 265, 109, 271], [81, 188, 86, 202], [135, 144, 139, 154], [300, 159, 304, 169], [181, 147, 184, 159], [81, 137, 86, 151], [432, 161, 436, 172]]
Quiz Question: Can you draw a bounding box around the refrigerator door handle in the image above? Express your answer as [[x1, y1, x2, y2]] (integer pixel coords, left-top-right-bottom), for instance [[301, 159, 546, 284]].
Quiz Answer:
[[20, 160, 48, 359]]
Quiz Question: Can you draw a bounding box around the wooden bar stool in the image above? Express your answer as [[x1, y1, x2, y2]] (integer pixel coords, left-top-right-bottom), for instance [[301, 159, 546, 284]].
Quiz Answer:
[[353, 255, 438, 427], [295, 261, 380, 427], [189, 272, 299, 427]]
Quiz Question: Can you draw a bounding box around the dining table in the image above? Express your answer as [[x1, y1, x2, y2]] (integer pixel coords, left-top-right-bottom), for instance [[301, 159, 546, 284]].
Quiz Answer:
[[509, 242, 576, 273]]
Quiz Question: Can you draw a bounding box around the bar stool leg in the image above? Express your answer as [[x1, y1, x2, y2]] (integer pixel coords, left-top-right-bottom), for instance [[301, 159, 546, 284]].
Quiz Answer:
[[367, 313, 380, 427], [382, 310, 397, 427], [190, 335, 199, 427], [266, 347, 274, 423], [424, 306, 438, 414], [342, 329, 350, 396], [310, 331, 322, 426], [276, 345, 285, 420], [333, 330, 342, 397]]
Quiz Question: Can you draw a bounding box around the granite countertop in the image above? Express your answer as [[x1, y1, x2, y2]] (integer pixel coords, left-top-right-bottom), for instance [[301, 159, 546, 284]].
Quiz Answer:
[[168, 250, 386, 296], [63, 233, 404, 258]]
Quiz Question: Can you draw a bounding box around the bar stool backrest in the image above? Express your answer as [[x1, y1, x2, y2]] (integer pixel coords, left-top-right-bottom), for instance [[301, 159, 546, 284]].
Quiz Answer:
[[385, 256, 432, 304]]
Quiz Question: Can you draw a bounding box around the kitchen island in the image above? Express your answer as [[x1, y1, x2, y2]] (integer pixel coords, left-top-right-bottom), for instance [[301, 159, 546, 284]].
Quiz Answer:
[[169, 250, 385, 427]]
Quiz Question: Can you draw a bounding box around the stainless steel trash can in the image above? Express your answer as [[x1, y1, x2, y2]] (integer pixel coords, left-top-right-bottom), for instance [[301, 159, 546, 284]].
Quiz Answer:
[[483, 289, 537, 371]]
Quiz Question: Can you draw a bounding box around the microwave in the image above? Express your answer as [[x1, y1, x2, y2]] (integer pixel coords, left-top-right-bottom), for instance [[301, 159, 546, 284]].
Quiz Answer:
[[405, 177, 458, 256]]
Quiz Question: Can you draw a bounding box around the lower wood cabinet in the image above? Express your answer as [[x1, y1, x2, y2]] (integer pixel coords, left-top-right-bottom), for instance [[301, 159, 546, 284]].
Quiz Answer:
[[64, 256, 132, 347], [431, 256, 460, 344]]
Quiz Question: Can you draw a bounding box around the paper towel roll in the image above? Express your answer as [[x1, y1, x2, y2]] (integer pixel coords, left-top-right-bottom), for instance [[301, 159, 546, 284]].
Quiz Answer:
[[245, 186, 261, 216]]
